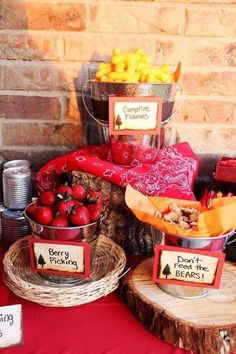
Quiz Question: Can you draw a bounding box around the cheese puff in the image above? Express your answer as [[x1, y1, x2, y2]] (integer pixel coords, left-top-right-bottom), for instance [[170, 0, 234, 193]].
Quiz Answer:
[[140, 67, 153, 76], [114, 62, 126, 73], [134, 72, 140, 82], [95, 67, 112, 80], [161, 74, 172, 83], [100, 75, 108, 82], [155, 70, 167, 82], [136, 62, 149, 71], [140, 55, 150, 64], [156, 71, 172, 83], [146, 73, 156, 83], [96, 70, 104, 79], [154, 78, 162, 84], [98, 62, 112, 70], [112, 48, 121, 56], [112, 54, 126, 64], [100, 76, 115, 82], [134, 48, 144, 56], [159, 64, 171, 73], [140, 74, 147, 83], [108, 71, 121, 81], [126, 62, 136, 75], [119, 72, 131, 81]]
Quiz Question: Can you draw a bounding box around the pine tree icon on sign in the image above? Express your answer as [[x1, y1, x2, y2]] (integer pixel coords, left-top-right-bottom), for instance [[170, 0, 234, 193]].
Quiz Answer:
[[162, 264, 171, 279], [115, 114, 122, 130], [38, 254, 46, 268]]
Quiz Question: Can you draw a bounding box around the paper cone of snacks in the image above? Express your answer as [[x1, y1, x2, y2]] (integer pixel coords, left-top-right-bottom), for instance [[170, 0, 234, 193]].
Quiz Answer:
[[125, 185, 236, 237]]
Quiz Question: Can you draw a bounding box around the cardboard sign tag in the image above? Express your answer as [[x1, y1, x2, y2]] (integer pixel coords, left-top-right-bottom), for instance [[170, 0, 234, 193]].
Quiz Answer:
[[109, 96, 162, 135], [29, 238, 90, 278], [0, 304, 23, 348], [153, 245, 225, 289]]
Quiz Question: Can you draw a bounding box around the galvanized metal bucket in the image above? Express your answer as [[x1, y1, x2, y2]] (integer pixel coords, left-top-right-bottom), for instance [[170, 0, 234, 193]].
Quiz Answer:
[[25, 203, 103, 285], [151, 227, 236, 299], [81, 80, 181, 147], [86, 80, 179, 124]]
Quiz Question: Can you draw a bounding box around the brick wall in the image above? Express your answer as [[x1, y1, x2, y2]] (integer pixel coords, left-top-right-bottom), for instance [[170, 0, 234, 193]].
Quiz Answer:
[[0, 0, 235, 170]]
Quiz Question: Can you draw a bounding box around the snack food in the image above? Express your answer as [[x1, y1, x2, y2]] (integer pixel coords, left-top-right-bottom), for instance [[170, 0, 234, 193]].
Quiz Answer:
[[95, 48, 181, 84], [157, 203, 200, 230]]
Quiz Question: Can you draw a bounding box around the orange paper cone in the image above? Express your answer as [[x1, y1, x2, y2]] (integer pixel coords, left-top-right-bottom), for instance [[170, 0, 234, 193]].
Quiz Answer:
[[125, 185, 236, 238]]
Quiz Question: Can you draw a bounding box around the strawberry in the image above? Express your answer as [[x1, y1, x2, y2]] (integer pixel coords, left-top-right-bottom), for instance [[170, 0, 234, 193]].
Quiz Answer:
[[51, 217, 69, 228], [40, 191, 57, 206], [48, 204, 58, 217], [57, 199, 79, 218], [87, 191, 103, 204], [56, 185, 73, 199], [69, 206, 90, 226], [87, 203, 103, 222], [34, 206, 53, 225], [72, 184, 87, 201]]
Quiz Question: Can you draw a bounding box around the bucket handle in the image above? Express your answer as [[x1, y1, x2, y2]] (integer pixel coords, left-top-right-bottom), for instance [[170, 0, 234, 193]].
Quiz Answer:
[[161, 83, 183, 126], [82, 85, 108, 127], [226, 231, 236, 246]]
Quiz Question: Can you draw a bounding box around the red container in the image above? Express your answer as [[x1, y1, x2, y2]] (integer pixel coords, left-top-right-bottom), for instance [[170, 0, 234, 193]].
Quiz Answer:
[[215, 157, 236, 183]]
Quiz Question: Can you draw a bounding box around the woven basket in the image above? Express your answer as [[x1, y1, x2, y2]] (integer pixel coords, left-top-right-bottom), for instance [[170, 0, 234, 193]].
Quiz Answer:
[[3, 235, 126, 307]]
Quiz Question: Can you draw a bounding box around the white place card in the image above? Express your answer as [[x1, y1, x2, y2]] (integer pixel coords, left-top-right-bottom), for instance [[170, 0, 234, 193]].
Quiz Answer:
[[0, 304, 23, 348]]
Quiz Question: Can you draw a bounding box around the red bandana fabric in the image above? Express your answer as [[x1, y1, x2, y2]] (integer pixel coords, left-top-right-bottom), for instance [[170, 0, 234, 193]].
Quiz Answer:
[[36, 142, 199, 200]]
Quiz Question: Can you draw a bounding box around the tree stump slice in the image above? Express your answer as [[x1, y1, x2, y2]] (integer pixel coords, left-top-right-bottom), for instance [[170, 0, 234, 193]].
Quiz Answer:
[[121, 258, 236, 354]]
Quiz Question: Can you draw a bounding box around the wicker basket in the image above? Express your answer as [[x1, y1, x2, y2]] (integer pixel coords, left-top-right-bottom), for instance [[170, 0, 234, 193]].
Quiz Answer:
[[3, 235, 126, 307]]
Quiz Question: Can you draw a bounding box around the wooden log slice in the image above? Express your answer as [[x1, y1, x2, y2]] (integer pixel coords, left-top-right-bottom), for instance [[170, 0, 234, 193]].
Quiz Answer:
[[121, 258, 236, 354]]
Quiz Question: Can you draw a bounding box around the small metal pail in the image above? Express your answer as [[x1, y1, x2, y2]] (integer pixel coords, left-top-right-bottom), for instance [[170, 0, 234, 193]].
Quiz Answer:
[[151, 227, 236, 299], [81, 80, 181, 150], [86, 80, 179, 124], [3, 167, 32, 210], [24, 203, 103, 285]]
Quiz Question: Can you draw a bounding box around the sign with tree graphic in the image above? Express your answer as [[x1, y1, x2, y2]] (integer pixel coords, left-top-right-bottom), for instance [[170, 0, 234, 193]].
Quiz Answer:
[[28, 238, 90, 278], [153, 245, 225, 289], [0, 305, 23, 349], [109, 96, 162, 136]]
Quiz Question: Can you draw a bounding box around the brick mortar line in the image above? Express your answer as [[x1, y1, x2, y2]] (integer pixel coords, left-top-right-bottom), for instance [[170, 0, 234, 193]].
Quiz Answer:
[[0, 146, 73, 152], [58, 95, 67, 121], [1, 60, 236, 73], [85, 0, 91, 33], [0, 91, 67, 97], [18, 0, 236, 9], [170, 122, 236, 129], [1, 29, 236, 42], [177, 95, 236, 103], [0, 123, 2, 146], [0, 119, 81, 124], [1, 91, 236, 103]]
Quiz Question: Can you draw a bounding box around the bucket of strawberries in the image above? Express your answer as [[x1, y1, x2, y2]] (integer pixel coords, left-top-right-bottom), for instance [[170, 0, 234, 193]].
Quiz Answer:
[[25, 183, 106, 284], [25, 182, 105, 248]]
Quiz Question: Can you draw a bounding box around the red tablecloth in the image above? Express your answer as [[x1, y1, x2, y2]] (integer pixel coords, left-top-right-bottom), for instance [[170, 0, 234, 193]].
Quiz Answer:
[[0, 246, 191, 354]]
